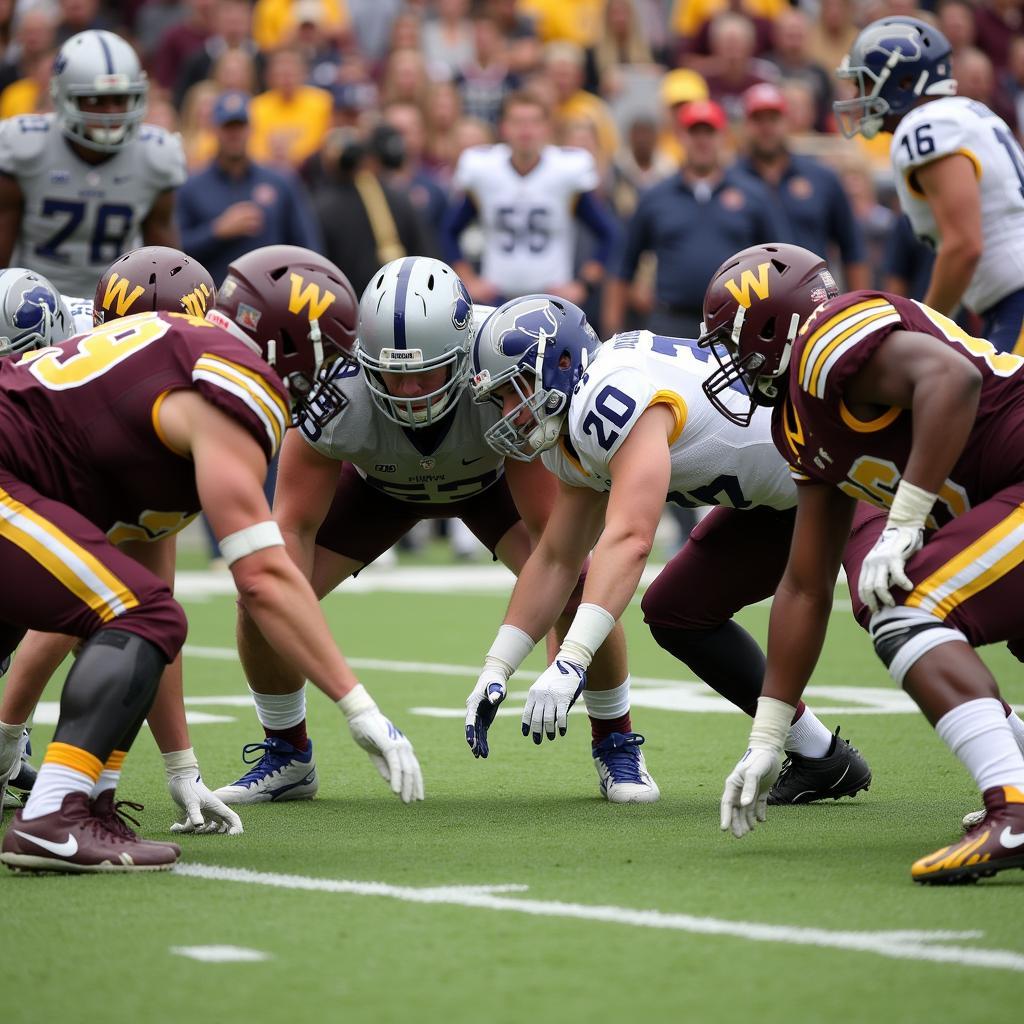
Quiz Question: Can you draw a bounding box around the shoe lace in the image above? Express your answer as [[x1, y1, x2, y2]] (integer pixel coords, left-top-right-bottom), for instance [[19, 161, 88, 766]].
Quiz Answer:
[[98, 799, 145, 840], [593, 732, 645, 785], [236, 739, 293, 785]]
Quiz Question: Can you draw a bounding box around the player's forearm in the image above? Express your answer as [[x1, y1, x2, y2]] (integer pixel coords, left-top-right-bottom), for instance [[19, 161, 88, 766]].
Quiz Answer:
[[760, 578, 833, 707], [0, 631, 76, 724], [922, 242, 981, 316], [280, 524, 318, 582], [505, 548, 586, 644], [577, 522, 653, 623], [146, 655, 191, 753]]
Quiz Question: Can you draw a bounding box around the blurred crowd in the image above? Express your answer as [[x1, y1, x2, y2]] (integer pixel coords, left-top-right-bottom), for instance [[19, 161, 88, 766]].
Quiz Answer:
[[1, 0, 1022, 338]]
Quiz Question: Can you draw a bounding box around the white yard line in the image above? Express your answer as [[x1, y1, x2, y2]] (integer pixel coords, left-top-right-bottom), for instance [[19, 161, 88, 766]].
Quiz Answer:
[[169, 945, 270, 963], [174, 863, 1024, 974]]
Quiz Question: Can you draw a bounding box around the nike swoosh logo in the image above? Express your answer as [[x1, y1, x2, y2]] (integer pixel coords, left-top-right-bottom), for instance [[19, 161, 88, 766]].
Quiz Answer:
[[1000, 826, 1024, 849], [13, 829, 78, 857], [462, 457, 485, 466]]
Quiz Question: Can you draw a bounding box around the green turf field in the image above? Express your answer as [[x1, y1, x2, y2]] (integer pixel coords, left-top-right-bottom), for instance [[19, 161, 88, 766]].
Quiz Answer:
[[3, 562, 1022, 1024]]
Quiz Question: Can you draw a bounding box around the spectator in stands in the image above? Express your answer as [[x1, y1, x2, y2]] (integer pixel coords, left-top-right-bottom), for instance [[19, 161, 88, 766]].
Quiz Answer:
[[422, 0, 475, 77], [954, 46, 1018, 132], [658, 67, 709, 165], [173, 0, 262, 110], [841, 162, 895, 290], [179, 81, 219, 170], [937, 0, 977, 54], [737, 83, 867, 290], [519, 0, 602, 48], [313, 125, 429, 297], [0, 45, 52, 118], [151, 0, 216, 92], [176, 90, 322, 286], [252, 0, 349, 52], [546, 41, 618, 161], [486, 0, 541, 76], [424, 80, 465, 175], [346, 0, 403, 64], [293, 1, 347, 89], [884, 214, 936, 302], [675, 0, 777, 63], [765, 8, 833, 133], [383, 101, 449, 246], [1004, 37, 1024, 136], [592, 0, 654, 97], [604, 98, 786, 339], [454, 11, 520, 126], [806, 0, 857, 82], [975, 0, 1023, 74], [702, 12, 778, 124], [0, 8, 54, 94], [249, 47, 333, 169], [134, 0, 186, 56], [54, 0, 116, 45], [380, 48, 431, 111]]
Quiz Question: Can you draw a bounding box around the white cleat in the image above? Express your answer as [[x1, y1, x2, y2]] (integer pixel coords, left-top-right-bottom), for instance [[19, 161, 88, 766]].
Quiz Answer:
[[592, 732, 660, 804], [214, 738, 318, 805]]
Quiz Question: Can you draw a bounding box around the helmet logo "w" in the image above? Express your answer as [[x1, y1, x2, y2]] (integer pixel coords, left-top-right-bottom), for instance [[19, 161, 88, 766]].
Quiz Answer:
[[287, 273, 335, 321], [102, 273, 145, 316], [723, 262, 772, 308]]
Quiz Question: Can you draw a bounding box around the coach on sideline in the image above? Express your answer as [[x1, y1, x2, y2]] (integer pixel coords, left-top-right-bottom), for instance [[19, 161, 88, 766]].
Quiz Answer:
[[603, 99, 788, 339], [176, 91, 322, 286]]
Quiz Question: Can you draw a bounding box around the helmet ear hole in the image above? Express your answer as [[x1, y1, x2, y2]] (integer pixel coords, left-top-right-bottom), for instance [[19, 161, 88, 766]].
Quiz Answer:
[[771, 259, 787, 274], [280, 329, 298, 357], [269, 266, 288, 282], [427, 274, 435, 290], [759, 316, 776, 342]]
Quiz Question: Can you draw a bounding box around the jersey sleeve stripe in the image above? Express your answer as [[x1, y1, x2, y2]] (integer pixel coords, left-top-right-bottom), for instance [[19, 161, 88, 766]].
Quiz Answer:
[[647, 390, 688, 445], [797, 298, 893, 387], [0, 487, 139, 622], [808, 312, 901, 398], [193, 366, 284, 454], [805, 307, 900, 396], [194, 357, 288, 450], [197, 354, 290, 425], [788, 465, 811, 481]]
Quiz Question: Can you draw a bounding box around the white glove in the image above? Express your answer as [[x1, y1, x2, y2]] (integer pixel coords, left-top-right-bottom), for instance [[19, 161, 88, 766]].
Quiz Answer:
[[168, 769, 244, 835], [857, 524, 923, 614], [465, 668, 508, 759], [348, 708, 425, 803], [719, 748, 782, 839], [521, 659, 586, 744]]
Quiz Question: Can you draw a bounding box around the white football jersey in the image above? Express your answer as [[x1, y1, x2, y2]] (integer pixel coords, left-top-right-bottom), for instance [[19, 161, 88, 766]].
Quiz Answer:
[[61, 294, 94, 336], [542, 331, 796, 511], [453, 144, 598, 296], [892, 96, 1024, 313], [0, 114, 186, 297]]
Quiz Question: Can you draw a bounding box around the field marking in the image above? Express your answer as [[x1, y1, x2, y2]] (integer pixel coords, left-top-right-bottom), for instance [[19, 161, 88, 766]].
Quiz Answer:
[[32, 703, 234, 726], [175, 863, 1024, 974], [170, 945, 270, 963]]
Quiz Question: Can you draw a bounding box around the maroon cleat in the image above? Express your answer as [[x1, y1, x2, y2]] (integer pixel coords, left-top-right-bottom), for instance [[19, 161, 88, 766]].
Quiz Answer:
[[912, 785, 1024, 885], [92, 791, 181, 857], [0, 792, 178, 873]]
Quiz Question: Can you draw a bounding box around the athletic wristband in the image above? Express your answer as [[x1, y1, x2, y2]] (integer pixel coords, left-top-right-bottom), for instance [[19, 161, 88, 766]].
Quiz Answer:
[[887, 480, 937, 532], [558, 603, 616, 671], [338, 683, 377, 720], [219, 521, 285, 568], [0, 720, 23, 741], [748, 697, 797, 755], [162, 747, 199, 776], [484, 624, 536, 679]]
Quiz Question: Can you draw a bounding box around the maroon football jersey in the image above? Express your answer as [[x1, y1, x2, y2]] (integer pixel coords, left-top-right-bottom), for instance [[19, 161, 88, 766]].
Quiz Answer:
[[0, 311, 289, 543], [771, 291, 1024, 527]]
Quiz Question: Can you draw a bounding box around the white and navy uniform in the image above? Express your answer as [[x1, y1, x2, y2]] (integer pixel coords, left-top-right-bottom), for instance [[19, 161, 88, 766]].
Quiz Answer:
[[449, 144, 599, 297], [62, 294, 94, 336], [892, 96, 1024, 351], [542, 331, 796, 511], [0, 114, 186, 296]]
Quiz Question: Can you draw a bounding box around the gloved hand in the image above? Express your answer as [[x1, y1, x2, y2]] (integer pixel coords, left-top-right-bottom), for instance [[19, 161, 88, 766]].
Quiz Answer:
[[167, 762, 244, 835], [348, 707, 425, 804], [521, 659, 586, 744], [465, 668, 508, 758], [858, 524, 923, 614], [719, 747, 782, 839]]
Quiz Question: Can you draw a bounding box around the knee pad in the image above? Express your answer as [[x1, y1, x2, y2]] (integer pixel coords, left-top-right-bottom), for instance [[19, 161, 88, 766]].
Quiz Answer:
[[869, 606, 968, 686]]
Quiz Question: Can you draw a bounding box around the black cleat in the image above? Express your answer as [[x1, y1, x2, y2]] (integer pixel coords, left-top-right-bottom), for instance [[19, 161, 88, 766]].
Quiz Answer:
[[767, 727, 872, 805]]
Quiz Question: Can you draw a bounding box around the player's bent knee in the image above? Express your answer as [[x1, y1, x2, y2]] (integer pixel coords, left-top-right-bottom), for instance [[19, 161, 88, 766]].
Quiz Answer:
[[870, 606, 968, 686], [115, 591, 188, 663]]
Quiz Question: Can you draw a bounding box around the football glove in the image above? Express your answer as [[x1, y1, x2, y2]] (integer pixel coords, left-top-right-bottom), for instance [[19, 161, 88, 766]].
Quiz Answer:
[[858, 524, 923, 614], [465, 669, 508, 758], [522, 659, 586, 744], [719, 747, 782, 839], [168, 768, 244, 835], [348, 708, 425, 804]]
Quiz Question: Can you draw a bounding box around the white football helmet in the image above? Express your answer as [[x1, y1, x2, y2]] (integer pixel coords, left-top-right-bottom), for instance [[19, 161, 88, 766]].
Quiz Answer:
[[0, 268, 73, 358], [356, 257, 475, 427], [51, 30, 148, 153]]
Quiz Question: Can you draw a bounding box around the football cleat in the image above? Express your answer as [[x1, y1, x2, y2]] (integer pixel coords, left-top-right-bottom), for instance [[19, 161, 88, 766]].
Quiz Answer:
[[768, 727, 872, 804], [92, 791, 181, 856], [214, 737, 318, 805], [0, 792, 178, 873], [913, 785, 1024, 884], [592, 732, 660, 804]]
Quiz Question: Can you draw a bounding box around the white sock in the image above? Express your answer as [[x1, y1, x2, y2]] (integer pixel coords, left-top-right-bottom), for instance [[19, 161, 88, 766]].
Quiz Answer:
[[785, 706, 834, 758], [22, 763, 94, 820], [935, 698, 1024, 792], [250, 685, 306, 731], [583, 676, 631, 719], [90, 770, 119, 798], [1006, 709, 1024, 755]]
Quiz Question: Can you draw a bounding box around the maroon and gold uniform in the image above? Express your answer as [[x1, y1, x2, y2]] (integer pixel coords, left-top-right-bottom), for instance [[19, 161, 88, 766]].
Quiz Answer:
[[775, 290, 1024, 647], [0, 311, 288, 660]]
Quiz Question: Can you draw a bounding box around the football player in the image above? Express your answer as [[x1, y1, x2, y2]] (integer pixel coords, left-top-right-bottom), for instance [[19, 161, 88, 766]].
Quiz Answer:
[[835, 17, 1024, 352], [466, 295, 871, 804], [0, 31, 184, 299], [703, 242, 1024, 884], [0, 246, 222, 829], [442, 91, 619, 307], [216, 256, 648, 805], [0, 245, 423, 875]]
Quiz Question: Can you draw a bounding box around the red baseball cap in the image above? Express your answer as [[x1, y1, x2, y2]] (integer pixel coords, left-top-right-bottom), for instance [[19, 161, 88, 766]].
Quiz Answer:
[[677, 99, 727, 132], [743, 83, 787, 117]]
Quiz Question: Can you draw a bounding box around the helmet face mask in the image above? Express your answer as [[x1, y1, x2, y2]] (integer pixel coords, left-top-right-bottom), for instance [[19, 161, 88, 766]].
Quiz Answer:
[[833, 16, 956, 139], [470, 295, 598, 462], [356, 257, 474, 429], [0, 269, 71, 357], [51, 32, 148, 154]]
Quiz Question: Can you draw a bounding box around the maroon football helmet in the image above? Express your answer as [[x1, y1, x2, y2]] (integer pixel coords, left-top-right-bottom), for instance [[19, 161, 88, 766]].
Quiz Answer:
[[698, 243, 839, 426], [207, 245, 358, 412], [94, 246, 216, 325]]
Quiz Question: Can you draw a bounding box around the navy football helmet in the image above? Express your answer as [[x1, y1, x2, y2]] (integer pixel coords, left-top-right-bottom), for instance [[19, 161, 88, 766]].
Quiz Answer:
[[834, 17, 956, 139], [470, 295, 600, 461]]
